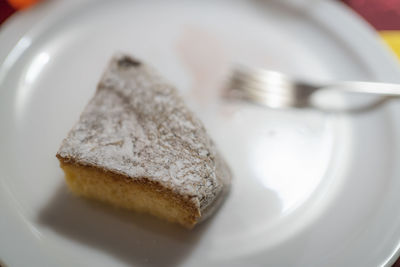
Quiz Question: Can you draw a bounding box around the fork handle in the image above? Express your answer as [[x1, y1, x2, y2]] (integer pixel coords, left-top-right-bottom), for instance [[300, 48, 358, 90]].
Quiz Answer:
[[324, 81, 400, 96]]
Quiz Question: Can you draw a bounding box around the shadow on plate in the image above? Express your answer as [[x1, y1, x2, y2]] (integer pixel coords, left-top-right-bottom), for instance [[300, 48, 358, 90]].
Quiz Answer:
[[38, 182, 211, 267], [315, 96, 394, 115]]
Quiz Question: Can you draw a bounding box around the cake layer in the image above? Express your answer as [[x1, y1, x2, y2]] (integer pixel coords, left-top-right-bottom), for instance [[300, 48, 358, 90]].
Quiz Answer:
[[60, 161, 199, 227]]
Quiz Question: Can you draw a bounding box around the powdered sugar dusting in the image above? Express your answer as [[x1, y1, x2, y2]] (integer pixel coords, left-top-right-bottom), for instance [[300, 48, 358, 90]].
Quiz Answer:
[[57, 54, 231, 212]]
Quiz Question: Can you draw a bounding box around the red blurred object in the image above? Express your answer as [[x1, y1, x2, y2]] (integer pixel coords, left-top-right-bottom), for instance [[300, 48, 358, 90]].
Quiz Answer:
[[342, 0, 400, 30], [7, 0, 39, 10], [0, 0, 15, 25]]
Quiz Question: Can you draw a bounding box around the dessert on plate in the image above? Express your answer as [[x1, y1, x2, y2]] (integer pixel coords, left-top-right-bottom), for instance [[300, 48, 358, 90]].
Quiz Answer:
[[56, 54, 231, 228]]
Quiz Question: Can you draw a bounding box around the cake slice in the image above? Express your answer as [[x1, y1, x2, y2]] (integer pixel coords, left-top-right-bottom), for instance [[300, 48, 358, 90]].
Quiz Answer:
[[56, 54, 231, 228]]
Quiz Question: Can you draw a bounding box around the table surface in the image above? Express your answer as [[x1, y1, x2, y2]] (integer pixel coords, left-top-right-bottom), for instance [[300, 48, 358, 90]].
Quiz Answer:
[[0, 0, 399, 266]]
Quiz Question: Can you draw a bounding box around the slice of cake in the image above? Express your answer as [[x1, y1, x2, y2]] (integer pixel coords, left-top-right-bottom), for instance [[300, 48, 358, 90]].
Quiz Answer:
[[56, 54, 231, 228]]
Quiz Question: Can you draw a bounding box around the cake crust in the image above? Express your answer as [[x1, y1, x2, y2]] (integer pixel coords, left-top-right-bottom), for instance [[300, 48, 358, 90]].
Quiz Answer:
[[56, 54, 231, 227]]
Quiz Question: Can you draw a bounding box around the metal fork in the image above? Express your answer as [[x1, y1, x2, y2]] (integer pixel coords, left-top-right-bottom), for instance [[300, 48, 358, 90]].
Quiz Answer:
[[224, 67, 400, 109]]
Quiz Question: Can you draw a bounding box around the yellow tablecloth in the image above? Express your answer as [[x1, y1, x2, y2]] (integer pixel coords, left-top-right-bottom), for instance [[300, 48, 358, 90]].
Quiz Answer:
[[380, 31, 400, 60]]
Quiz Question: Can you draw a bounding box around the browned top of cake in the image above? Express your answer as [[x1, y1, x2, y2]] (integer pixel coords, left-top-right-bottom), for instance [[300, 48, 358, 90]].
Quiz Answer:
[[57, 54, 231, 213]]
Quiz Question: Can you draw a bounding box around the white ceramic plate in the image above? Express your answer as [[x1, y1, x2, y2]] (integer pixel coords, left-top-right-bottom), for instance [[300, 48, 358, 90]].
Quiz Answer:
[[1, 0, 400, 266]]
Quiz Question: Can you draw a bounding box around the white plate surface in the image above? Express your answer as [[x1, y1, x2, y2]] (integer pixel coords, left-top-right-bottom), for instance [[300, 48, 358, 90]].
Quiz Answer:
[[1, 0, 400, 266]]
